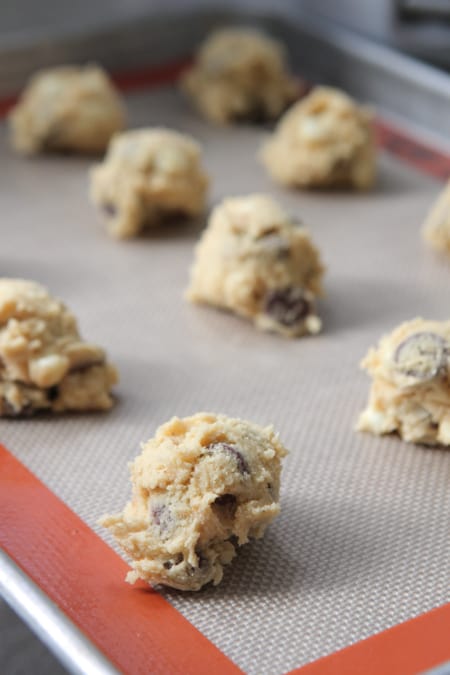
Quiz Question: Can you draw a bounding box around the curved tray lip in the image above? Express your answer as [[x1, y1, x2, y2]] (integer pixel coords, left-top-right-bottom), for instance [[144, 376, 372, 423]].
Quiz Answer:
[[0, 550, 120, 675], [1, 4, 450, 139]]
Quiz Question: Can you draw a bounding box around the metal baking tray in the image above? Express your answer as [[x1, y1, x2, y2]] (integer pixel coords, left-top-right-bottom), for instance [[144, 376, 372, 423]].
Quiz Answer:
[[1, 7, 450, 675]]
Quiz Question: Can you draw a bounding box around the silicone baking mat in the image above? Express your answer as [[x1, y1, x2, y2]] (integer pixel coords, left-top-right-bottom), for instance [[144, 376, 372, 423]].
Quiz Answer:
[[1, 77, 450, 675]]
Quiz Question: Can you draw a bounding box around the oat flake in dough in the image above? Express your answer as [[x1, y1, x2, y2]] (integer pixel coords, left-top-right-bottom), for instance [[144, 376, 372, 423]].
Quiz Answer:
[[100, 412, 288, 591]]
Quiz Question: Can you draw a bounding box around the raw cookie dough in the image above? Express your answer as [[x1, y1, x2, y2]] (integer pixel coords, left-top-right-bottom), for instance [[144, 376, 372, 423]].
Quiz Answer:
[[422, 180, 450, 254], [100, 412, 287, 591], [9, 64, 125, 155], [0, 279, 118, 416], [357, 318, 450, 445], [90, 128, 209, 239], [261, 86, 375, 190], [186, 194, 325, 337], [181, 28, 298, 125]]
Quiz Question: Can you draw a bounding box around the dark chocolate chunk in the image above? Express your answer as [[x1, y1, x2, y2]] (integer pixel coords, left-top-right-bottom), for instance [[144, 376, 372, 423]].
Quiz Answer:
[[264, 286, 310, 326], [206, 442, 250, 475], [214, 493, 237, 507], [211, 493, 238, 523], [394, 332, 448, 382], [47, 385, 59, 402], [163, 553, 184, 570]]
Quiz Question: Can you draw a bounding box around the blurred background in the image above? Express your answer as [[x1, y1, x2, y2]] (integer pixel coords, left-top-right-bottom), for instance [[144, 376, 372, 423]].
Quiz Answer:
[[2, 0, 450, 73]]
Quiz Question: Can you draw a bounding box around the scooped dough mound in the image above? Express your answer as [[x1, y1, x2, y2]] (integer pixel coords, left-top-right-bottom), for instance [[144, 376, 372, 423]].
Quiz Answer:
[[181, 28, 299, 125], [0, 279, 117, 416], [90, 128, 209, 238], [100, 412, 288, 590], [261, 86, 375, 190], [357, 318, 450, 445], [186, 194, 325, 337], [9, 64, 125, 155]]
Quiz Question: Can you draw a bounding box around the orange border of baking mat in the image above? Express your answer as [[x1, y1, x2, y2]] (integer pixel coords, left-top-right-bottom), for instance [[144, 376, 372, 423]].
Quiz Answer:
[[0, 443, 243, 675], [2, 443, 450, 675], [1, 61, 450, 675], [288, 602, 450, 675]]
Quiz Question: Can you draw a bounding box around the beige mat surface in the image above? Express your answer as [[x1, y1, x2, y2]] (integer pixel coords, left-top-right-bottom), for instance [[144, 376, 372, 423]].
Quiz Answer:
[[1, 85, 449, 675]]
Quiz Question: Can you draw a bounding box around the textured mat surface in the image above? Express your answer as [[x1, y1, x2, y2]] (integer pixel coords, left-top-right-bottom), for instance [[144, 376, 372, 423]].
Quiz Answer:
[[1, 85, 449, 675]]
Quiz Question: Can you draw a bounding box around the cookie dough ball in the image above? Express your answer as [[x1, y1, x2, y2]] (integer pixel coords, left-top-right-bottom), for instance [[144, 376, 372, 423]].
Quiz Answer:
[[9, 65, 125, 155], [0, 279, 118, 416], [357, 319, 450, 445], [186, 194, 325, 337], [181, 28, 298, 125], [261, 86, 375, 190], [422, 181, 450, 254], [90, 128, 209, 239], [100, 412, 287, 591]]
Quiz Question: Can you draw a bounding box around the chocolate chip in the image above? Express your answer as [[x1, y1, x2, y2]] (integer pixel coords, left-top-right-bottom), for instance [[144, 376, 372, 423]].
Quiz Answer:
[[206, 443, 250, 475], [212, 493, 238, 522], [163, 553, 183, 570], [47, 385, 59, 402], [264, 287, 310, 326], [101, 203, 117, 218], [214, 493, 237, 507], [394, 332, 448, 382]]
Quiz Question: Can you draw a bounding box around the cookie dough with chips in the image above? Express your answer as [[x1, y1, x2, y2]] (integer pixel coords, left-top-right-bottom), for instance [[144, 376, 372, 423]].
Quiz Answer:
[[186, 194, 324, 337], [0, 279, 117, 416], [181, 28, 298, 125], [9, 64, 125, 155], [261, 86, 375, 190], [422, 180, 450, 254], [100, 412, 287, 591], [90, 128, 209, 238], [357, 319, 450, 445]]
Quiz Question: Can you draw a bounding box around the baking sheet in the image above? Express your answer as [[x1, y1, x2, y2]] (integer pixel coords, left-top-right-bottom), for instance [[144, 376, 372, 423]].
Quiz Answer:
[[1, 84, 450, 675]]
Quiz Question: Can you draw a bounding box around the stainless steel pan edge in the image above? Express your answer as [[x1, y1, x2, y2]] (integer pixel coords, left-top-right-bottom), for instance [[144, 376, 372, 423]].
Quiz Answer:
[[1, 7, 450, 142]]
